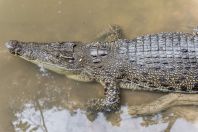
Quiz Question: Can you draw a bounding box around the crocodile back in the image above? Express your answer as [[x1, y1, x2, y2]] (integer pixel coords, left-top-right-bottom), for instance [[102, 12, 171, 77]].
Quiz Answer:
[[115, 32, 198, 93]]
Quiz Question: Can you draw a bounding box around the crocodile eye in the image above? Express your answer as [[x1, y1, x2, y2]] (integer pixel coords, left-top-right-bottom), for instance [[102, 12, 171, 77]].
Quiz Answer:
[[55, 53, 75, 63], [68, 57, 75, 63]]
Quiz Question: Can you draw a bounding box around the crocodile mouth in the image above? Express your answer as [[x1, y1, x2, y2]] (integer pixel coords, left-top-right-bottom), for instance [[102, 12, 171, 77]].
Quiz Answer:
[[32, 59, 82, 71]]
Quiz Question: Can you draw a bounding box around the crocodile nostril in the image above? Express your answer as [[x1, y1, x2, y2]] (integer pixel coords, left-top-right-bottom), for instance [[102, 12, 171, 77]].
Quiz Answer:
[[5, 43, 15, 55], [5, 40, 17, 54], [5, 40, 23, 55], [5, 42, 13, 50]]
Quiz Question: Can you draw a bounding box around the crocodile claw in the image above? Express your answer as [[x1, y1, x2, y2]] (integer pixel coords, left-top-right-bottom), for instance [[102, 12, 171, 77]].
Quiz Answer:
[[86, 98, 120, 113]]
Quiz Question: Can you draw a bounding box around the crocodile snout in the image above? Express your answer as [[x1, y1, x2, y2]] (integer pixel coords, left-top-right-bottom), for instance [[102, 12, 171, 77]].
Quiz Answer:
[[5, 40, 23, 55]]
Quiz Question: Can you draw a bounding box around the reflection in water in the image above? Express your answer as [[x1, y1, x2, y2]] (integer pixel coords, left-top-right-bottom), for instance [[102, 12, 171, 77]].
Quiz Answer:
[[1, 0, 198, 131], [13, 104, 169, 132], [12, 103, 198, 132]]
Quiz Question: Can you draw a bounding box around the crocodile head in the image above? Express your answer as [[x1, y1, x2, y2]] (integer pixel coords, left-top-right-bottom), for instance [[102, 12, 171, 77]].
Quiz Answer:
[[5, 40, 84, 75]]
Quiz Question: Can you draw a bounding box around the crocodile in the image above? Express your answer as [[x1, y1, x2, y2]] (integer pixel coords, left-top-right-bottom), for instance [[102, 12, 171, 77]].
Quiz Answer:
[[5, 25, 198, 114]]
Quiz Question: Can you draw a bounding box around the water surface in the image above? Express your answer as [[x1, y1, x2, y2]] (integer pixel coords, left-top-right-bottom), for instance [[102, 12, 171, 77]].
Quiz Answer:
[[1, 0, 198, 131]]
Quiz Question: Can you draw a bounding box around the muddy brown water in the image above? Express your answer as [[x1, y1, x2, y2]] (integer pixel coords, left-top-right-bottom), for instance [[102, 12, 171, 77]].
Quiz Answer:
[[1, 0, 198, 131]]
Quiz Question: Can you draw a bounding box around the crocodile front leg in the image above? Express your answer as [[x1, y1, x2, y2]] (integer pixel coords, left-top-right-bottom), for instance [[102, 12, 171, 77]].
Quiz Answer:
[[87, 78, 120, 112], [95, 25, 124, 42]]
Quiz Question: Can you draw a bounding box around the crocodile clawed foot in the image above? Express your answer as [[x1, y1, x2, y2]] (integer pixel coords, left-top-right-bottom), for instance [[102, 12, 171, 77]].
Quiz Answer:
[[95, 24, 124, 42], [86, 79, 121, 113], [86, 98, 120, 113]]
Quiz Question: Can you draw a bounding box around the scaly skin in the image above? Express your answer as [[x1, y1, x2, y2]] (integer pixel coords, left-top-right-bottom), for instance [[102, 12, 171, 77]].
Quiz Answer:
[[5, 25, 198, 113]]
